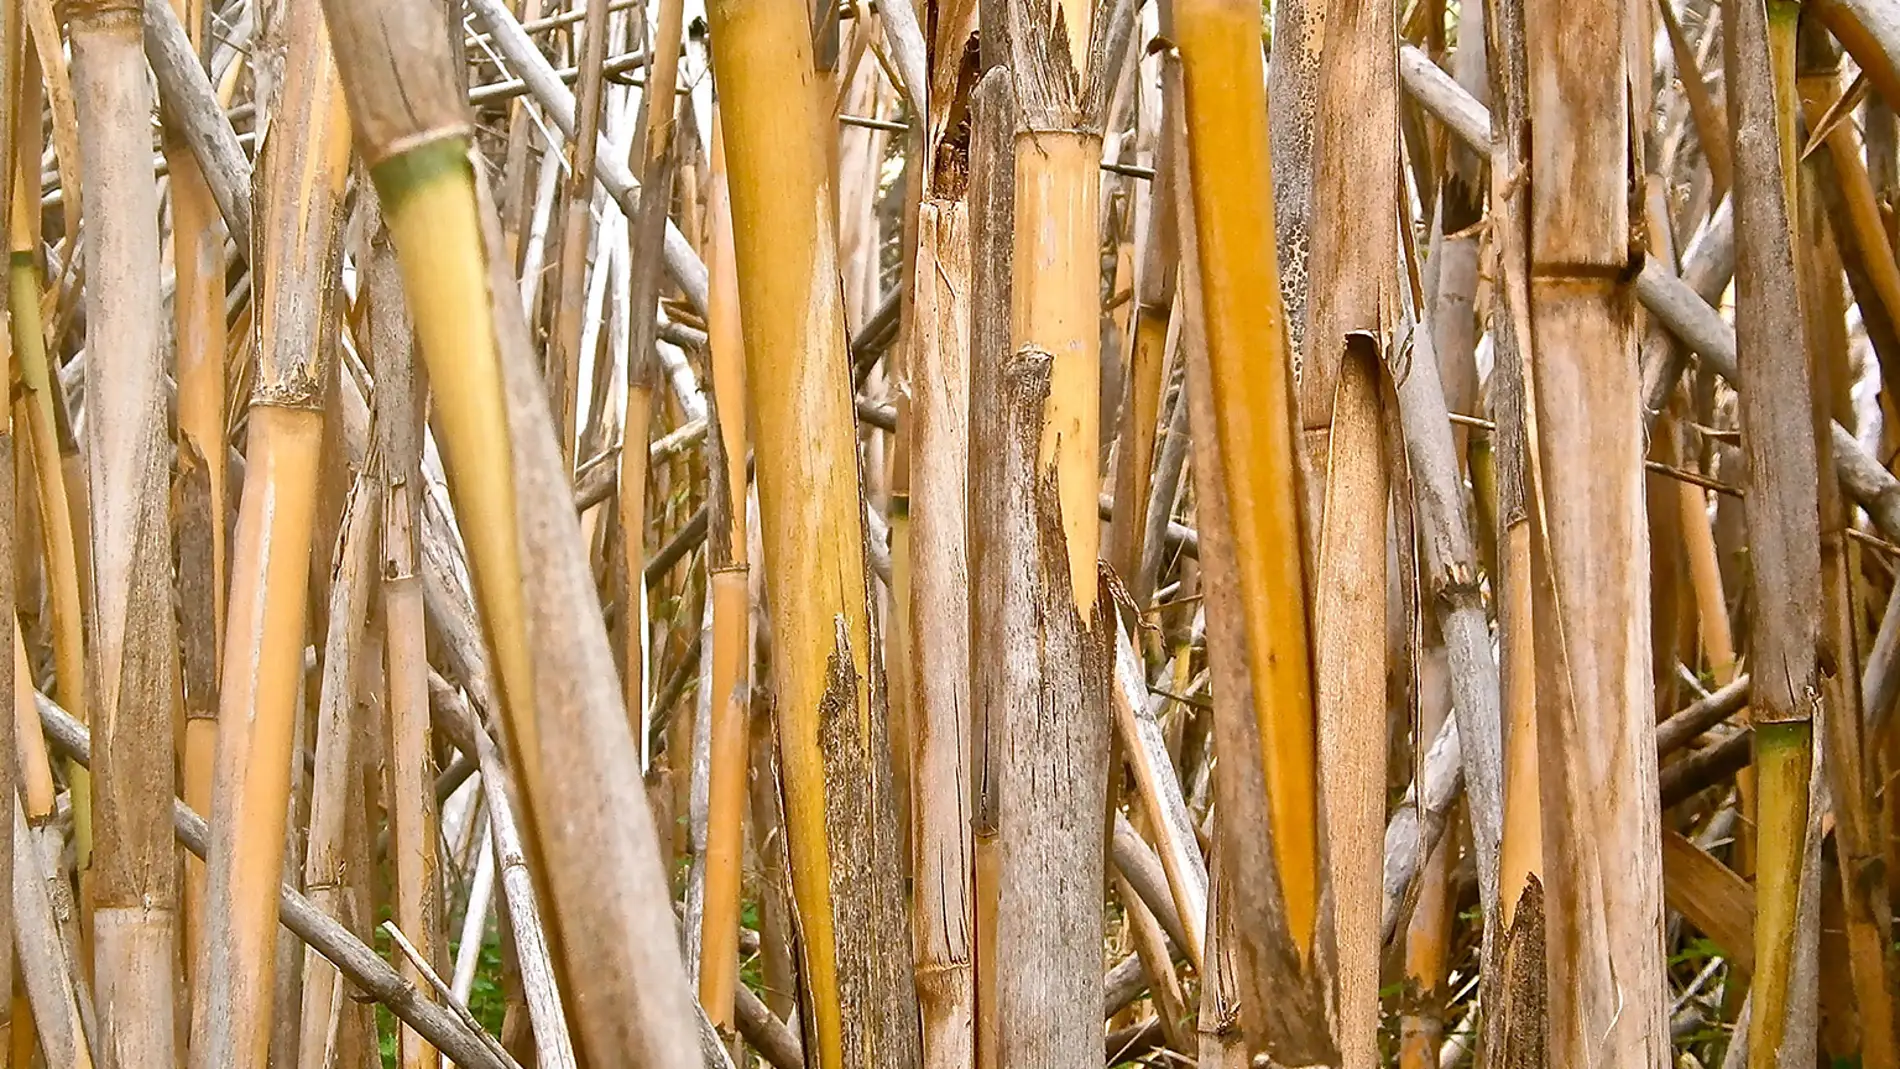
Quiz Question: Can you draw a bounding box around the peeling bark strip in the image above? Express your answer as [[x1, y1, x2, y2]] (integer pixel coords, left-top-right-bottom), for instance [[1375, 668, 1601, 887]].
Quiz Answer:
[[992, 348, 1112, 1069], [1490, 875, 1549, 1069], [816, 619, 920, 1069]]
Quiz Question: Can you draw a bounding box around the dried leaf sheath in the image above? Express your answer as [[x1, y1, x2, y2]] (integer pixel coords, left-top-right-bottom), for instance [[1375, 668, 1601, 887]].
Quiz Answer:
[[1313, 340, 1388, 1069]]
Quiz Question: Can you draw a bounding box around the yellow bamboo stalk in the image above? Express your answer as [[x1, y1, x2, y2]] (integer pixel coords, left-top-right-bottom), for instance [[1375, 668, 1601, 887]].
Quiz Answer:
[[1173, 2, 1332, 1060], [1174, 0, 1316, 950], [706, 0, 920, 1059], [189, 3, 349, 1062], [9, 76, 90, 896], [165, 0, 228, 997], [698, 108, 750, 1033], [1014, 132, 1100, 615]]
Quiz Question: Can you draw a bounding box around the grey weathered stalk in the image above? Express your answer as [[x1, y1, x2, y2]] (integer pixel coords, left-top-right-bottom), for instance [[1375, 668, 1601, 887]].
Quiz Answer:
[[1394, 321, 1504, 924], [989, 344, 1111, 1069]]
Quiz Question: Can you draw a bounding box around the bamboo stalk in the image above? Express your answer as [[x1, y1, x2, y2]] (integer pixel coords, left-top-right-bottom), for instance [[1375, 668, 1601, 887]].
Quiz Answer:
[[1481, 13, 1546, 1042], [10, 71, 91, 915], [376, 195, 443, 1069], [907, 188, 976, 1069], [164, 0, 226, 1002], [618, 0, 686, 737], [697, 107, 751, 1035], [965, 67, 1013, 1069], [1798, 33, 1896, 1065], [293, 474, 378, 1069], [69, 0, 181, 1059], [1514, 0, 1668, 1060], [1302, 11, 1399, 1065], [190, 3, 348, 1061], [1722, 1, 1822, 1063], [705, 0, 920, 1057], [320, 1, 704, 1062], [546, 0, 615, 465], [1105, 51, 1176, 602], [1172, 0, 1332, 1056]]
